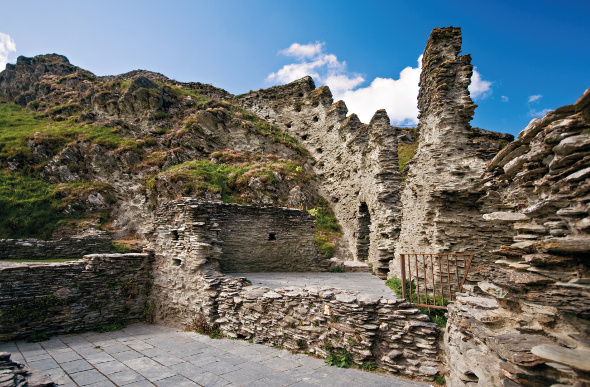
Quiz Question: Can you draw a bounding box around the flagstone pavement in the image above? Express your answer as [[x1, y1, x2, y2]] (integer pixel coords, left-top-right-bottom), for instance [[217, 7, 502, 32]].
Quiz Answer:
[[0, 323, 431, 387]]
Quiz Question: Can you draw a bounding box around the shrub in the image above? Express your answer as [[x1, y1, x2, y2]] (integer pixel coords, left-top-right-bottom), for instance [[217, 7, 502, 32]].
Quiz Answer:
[[325, 347, 353, 368]]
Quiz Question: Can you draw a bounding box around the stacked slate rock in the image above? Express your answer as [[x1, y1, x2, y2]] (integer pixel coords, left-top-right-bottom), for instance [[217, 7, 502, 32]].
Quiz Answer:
[[0, 352, 53, 387]]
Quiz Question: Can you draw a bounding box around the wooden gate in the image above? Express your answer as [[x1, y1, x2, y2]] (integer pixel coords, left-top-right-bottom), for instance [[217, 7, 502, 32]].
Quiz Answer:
[[399, 253, 474, 310]]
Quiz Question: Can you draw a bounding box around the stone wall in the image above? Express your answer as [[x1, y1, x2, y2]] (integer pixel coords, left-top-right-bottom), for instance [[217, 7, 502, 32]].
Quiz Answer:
[[214, 204, 327, 272], [149, 199, 330, 326], [237, 81, 402, 278], [0, 231, 112, 261], [393, 27, 514, 286], [444, 87, 590, 386], [212, 276, 441, 379], [0, 253, 153, 341]]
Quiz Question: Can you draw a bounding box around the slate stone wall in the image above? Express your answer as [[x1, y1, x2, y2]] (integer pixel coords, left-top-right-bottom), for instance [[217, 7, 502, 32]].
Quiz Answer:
[[0, 232, 112, 261], [445, 87, 590, 387], [213, 204, 328, 272], [211, 275, 441, 379], [237, 79, 402, 278], [0, 253, 153, 342]]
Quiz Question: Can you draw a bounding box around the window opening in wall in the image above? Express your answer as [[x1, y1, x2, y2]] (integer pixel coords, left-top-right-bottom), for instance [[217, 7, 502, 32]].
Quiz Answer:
[[172, 258, 181, 266], [357, 202, 371, 261], [171, 230, 179, 240], [301, 134, 308, 140], [268, 233, 277, 241]]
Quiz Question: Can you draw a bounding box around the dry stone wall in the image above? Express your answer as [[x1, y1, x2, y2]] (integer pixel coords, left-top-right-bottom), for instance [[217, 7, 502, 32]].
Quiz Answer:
[[394, 27, 514, 286], [237, 80, 402, 278], [445, 87, 590, 386], [0, 253, 153, 341], [0, 231, 111, 261], [149, 199, 330, 326], [213, 277, 442, 379]]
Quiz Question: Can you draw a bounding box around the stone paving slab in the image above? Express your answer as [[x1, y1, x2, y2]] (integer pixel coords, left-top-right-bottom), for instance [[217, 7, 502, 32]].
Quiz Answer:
[[5, 323, 429, 386], [227, 272, 398, 299]]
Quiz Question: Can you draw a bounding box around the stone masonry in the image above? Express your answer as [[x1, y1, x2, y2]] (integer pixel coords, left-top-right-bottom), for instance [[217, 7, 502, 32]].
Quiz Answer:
[[445, 87, 590, 386], [213, 276, 442, 379], [394, 27, 514, 288], [148, 198, 443, 380], [148, 198, 330, 326], [238, 81, 402, 278], [0, 253, 153, 342], [0, 230, 111, 261]]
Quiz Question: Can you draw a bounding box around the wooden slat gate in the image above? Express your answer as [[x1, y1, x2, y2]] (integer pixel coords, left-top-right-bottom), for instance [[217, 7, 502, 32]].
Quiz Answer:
[[399, 253, 474, 310]]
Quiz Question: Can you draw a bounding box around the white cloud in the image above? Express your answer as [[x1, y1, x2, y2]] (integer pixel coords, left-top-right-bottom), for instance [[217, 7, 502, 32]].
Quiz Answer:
[[336, 59, 421, 124], [501, 96, 509, 102], [268, 43, 492, 125], [280, 42, 324, 60], [527, 94, 550, 117], [468, 67, 492, 100], [528, 94, 542, 103], [0, 32, 16, 71], [268, 42, 421, 125]]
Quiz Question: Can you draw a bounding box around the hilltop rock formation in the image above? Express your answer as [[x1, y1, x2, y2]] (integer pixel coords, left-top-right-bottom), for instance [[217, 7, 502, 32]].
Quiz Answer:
[[0, 55, 322, 242]]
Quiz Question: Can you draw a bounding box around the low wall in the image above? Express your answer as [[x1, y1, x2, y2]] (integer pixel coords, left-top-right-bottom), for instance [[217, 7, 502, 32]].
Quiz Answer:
[[0, 253, 153, 341], [0, 232, 112, 261], [190, 275, 442, 379]]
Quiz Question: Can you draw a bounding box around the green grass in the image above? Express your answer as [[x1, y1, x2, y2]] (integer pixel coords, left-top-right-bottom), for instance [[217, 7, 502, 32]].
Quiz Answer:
[[148, 157, 307, 204], [386, 275, 448, 328], [0, 170, 63, 239], [0, 170, 114, 239], [0, 102, 138, 164], [324, 344, 353, 368], [308, 201, 341, 259], [398, 142, 418, 178]]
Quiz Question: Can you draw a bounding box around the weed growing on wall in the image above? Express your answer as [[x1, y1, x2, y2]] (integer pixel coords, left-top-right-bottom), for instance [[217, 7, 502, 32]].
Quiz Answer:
[[308, 200, 341, 258], [386, 276, 448, 328]]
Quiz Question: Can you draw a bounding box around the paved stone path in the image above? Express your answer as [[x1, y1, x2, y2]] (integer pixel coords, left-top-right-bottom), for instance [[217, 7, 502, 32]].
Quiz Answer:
[[227, 272, 398, 300], [0, 323, 429, 387]]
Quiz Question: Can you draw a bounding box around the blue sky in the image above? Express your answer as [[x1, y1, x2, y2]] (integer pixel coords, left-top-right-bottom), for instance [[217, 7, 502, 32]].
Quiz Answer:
[[1, 0, 588, 136]]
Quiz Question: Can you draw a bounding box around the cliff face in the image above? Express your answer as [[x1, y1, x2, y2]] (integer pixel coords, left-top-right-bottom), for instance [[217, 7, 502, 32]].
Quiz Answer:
[[394, 27, 513, 280], [237, 78, 402, 277]]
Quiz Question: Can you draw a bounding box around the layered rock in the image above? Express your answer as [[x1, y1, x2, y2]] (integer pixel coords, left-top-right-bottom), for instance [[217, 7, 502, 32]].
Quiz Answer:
[[238, 78, 402, 277], [445, 88, 590, 386], [394, 27, 513, 284]]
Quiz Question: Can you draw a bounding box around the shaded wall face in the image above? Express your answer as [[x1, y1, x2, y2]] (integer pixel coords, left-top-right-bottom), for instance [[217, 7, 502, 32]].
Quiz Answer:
[[213, 205, 328, 272]]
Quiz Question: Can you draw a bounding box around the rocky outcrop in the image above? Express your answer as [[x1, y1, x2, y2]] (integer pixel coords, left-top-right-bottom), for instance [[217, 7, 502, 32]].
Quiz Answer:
[[445, 88, 590, 386], [394, 27, 513, 284], [0, 352, 53, 387], [237, 78, 402, 278]]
